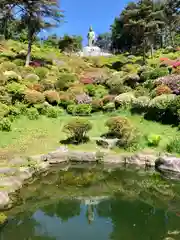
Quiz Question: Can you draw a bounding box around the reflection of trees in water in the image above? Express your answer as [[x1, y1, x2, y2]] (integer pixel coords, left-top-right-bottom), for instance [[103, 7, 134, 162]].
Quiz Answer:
[[0, 214, 56, 240], [42, 199, 81, 222], [96, 199, 180, 240]]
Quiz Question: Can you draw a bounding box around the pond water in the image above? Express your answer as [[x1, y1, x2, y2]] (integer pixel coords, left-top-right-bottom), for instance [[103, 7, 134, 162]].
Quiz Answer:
[[1, 164, 180, 240]]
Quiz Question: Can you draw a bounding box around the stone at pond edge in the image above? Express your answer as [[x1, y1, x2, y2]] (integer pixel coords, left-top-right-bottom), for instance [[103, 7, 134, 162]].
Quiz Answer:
[[93, 137, 119, 149], [155, 156, 180, 173], [0, 192, 10, 209]]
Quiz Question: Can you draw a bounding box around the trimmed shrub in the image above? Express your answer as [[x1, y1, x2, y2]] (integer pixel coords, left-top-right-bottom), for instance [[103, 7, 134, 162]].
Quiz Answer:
[[67, 84, 84, 95], [44, 90, 60, 105], [167, 138, 180, 154], [105, 116, 137, 148], [74, 104, 92, 116], [0, 62, 16, 71], [59, 92, 75, 108], [131, 96, 150, 114], [55, 73, 77, 90], [115, 92, 136, 108], [75, 93, 92, 104], [46, 106, 64, 118], [155, 84, 172, 96], [102, 95, 115, 105], [15, 102, 28, 115], [0, 103, 9, 118], [106, 73, 125, 94], [26, 107, 40, 120], [140, 67, 169, 81], [94, 85, 108, 98], [149, 94, 175, 110], [91, 99, 103, 112], [155, 74, 180, 95], [8, 106, 21, 118], [24, 74, 40, 83], [4, 71, 22, 82], [24, 90, 45, 105], [34, 67, 48, 80], [123, 73, 140, 88], [0, 87, 12, 105], [103, 102, 115, 112], [85, 84, 96, 96], [63, 118, 92, 143], [13, 59, 24, 66], [0, 118, 12, 131], [167, 96, 180, 124], [41, 79, 54, 90], [134, 86, 150, 97], [67, 104, 76, 114], [6, 82, 26, 103], [146, 134, 161, 147]]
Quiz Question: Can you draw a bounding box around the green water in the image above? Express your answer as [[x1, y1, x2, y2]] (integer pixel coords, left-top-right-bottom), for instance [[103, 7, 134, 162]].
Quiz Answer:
[[1, 165, 180, 240]]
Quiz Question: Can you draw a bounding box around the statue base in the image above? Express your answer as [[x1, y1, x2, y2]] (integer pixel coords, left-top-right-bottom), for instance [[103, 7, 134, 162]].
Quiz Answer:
[[77, 46, 112, 57]]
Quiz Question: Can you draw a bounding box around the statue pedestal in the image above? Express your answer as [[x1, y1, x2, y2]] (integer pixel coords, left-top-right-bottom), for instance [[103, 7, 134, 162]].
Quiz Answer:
[[83, 46, 101, 57]]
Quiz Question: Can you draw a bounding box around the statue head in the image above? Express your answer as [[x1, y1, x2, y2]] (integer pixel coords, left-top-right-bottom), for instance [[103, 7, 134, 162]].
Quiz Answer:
[[89, 26, 93, 32]]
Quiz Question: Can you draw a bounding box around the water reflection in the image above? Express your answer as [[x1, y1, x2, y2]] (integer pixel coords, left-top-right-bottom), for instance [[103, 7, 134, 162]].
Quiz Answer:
[[1, 166, 180, 240]]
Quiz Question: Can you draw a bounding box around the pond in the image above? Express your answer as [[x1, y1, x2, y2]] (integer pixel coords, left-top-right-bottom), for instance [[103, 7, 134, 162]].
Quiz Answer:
[[1, 164, 180, 240]]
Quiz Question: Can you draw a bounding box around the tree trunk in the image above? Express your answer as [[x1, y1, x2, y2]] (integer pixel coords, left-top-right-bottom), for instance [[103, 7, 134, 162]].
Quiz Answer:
[[170, 30, 175, 47], [25, 28, 33, 67]]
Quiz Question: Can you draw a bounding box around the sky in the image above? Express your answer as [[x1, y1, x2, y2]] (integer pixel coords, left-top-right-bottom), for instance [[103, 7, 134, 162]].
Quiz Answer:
[[44, 0, 131, 46]]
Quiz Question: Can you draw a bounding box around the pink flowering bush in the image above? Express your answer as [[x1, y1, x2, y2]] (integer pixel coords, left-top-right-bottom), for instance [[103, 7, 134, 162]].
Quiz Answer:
[[155, 75, 180, 95], [75, 93, 92, 104]]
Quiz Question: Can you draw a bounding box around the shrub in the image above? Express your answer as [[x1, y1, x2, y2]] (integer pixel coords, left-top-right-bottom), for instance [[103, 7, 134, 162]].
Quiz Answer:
[[123, 73, 140, 88], [80, 77, 94, 84], [6, 82, 26, 103], [102, 95, 115, 105], [24, 90, 45, 105], [91, 99, 103, 112], [0, 118, 12, 131], [55, 73, 77, 90], [67, 104, 76, 114], [15, 102, 28, 115], [13, 59, 24, 66], [85, 84, 96, 96], [26, 107, 40, 120], [34, 67, 48, 80], [63, 118, 92, 143], [8, 106, 21, 118], [0, 62, 16, 71], [131, 96, 150, 114], [148, 68, 169, 80], [0, 103, 9, 117], [44, 90, 60, 105], [0, 87, 12, 105], [149, 94, 175, 110], [167, 138, 180, 154], [75, 93, 92, 104], [155, 84, 172, 96], [46, 106, 64, 118], [59, 92, 75, 108], [103, 102, 115, 112], [106, 73, 125, 94], [24, 74, 40, 83], [121, 64, 140, 73], [105, 116, 137, 148], [155, 74, 180, 95], [94, 85, 108, 98], [134, 86, 150, 97], [146, 134, 161, 147], [167, 96, 180, 124], [31, 83, 44, 92], [41, 79, 54, 90], [115, 92, 136, 108], [74, 104, 92, 116], [4, 71, 22, 82]]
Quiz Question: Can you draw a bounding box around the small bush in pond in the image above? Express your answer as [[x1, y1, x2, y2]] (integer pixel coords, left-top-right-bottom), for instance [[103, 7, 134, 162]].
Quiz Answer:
[[46, 106, 64, 118], [26, 108, 40, 120], [166, 138, 180, 154], [0, 118, 12, 131], [63, 118, 92, 143], [146, 134, 161, 147], [24, 90, 45, 105], [105, 116, 137, 148], [44, 90, 60, 105]]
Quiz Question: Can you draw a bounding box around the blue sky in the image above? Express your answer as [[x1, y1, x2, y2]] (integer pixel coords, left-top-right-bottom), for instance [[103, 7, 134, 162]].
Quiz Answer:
[[44, 0, 130, 45]]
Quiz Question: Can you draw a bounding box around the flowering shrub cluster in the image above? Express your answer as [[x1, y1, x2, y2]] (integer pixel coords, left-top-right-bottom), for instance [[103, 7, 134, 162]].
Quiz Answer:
[[155, 75, 180, 95]]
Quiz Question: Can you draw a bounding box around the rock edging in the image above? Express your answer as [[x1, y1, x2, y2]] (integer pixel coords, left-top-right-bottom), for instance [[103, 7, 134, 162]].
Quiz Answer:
[[0, 146, 179, 210]]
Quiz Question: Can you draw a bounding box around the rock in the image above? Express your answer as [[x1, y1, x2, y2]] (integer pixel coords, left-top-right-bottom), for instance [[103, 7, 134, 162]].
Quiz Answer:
[[67, 151, 97, 162], [18, 167, 34, 181], [0, 167, 17, 175], [0, 176, 23, 191], [93, 137, 119, 149], [9, 158, 25, 166], [155, 156, 180, 173], [124, 153, 156, 166], [0, 191, 10, 209]]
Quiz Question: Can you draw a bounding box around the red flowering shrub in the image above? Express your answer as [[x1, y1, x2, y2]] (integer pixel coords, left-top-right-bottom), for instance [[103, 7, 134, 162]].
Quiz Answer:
[[24, 90, 45, 105], [155, 85, 172, 96], [80, 77, 94, 84], [44, 90, 60, 104], [173, 62, 180, 68], [29, 61, 42, 67], [155, 75, 180, 95]]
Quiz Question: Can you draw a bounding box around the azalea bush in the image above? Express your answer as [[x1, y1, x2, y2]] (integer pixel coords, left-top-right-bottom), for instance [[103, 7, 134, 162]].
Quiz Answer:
[[155, 75, 180, 95], [63, 118, 92, 143]]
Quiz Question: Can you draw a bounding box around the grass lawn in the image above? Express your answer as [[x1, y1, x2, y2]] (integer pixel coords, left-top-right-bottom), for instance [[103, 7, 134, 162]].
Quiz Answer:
[[0, 111, 179, 161]]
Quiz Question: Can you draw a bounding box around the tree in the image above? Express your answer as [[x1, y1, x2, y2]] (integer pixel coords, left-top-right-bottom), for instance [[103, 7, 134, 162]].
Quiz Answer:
[[58, 34, 83, 53], [15, 0, 63, 66], [95, 32, 112, 51]]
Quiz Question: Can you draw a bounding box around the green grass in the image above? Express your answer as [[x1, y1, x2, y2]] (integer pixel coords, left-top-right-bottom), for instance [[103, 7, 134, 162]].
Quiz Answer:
[[0, 111, 179, 161]]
